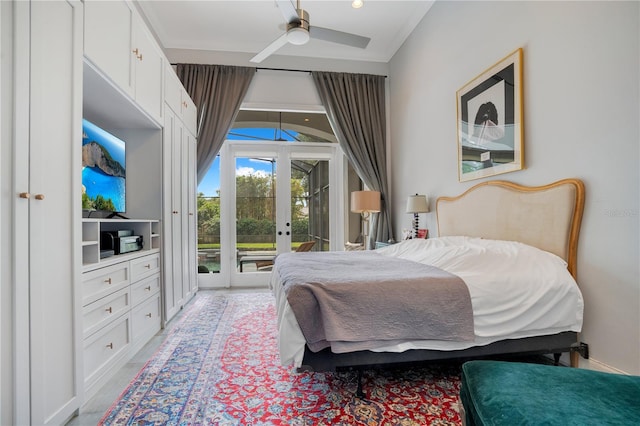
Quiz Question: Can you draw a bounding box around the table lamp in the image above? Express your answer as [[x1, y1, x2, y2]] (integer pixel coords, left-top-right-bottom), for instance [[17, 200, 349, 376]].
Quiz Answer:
[[351, 190, 381, 249], [406, 194, 429, 238]]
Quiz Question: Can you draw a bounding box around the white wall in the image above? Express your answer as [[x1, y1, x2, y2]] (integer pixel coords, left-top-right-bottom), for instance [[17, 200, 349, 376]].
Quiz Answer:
[[389, 0, 639, 374]]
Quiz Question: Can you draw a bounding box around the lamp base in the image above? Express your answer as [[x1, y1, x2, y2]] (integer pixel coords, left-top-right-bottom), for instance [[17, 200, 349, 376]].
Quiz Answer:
[[362, 213, 370, 250]]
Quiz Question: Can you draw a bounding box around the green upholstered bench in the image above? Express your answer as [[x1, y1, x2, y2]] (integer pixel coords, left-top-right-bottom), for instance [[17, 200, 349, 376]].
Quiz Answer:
[[460, 360, 640, 425]]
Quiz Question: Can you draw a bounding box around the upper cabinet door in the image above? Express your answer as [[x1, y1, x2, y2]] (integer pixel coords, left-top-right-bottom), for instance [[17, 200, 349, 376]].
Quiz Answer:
[[182, 93, 198, 135], [84, 0, 164, 125], [165, 65, 198, 135], [132, 13, 164, 124], [84, 0, 135, 97]]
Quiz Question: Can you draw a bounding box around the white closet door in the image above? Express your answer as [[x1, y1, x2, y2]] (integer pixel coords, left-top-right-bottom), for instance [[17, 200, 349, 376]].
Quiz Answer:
[[186, 131, 198, 296], [14, 1, 82, 424]]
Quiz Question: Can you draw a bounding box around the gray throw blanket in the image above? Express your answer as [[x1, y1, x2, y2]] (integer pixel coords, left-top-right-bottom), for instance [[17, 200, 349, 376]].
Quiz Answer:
[[275, 251, 475, 353]]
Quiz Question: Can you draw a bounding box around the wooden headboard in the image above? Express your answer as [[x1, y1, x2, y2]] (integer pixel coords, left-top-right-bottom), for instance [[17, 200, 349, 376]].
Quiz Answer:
[[436, 179, 585, 279]]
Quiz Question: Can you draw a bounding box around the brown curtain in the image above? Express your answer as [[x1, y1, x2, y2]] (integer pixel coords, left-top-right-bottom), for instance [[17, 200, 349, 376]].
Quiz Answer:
[[312, 71, 393, 247], [176, 64, 255, 183]]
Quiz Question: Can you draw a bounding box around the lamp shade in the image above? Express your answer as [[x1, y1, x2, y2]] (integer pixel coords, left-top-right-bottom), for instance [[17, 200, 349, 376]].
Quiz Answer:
[[406, 194, 429, 213], [351, 190, 381, 213]]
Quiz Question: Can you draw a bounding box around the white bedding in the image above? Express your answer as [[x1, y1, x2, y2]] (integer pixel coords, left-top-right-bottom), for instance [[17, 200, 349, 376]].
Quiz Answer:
[[270, 236, 584, 368]]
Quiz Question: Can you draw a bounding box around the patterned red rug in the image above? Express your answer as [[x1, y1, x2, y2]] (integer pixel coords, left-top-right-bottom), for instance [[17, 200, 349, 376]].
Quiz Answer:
[[100, 291, 463, 425]]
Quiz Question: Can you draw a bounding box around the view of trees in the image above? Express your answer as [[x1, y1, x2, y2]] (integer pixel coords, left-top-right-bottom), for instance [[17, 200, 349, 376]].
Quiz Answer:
[[197, 169, 310, 247]]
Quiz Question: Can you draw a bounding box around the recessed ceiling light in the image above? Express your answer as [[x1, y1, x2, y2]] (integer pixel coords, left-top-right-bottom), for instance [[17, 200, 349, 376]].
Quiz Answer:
[[352, 0, 363, 9]]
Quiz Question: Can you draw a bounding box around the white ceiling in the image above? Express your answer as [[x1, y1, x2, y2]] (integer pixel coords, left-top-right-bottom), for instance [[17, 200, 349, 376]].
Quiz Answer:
[[136, 0, 435, 63]]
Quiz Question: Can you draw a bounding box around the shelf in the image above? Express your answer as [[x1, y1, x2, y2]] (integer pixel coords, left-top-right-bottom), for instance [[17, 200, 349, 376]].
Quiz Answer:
[[81, 218, 160, 269]]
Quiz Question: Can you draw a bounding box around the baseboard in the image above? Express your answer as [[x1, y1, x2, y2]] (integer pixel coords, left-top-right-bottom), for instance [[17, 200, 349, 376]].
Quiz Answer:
[[578, 357, 630, 375], [543, 352, 629, 375]]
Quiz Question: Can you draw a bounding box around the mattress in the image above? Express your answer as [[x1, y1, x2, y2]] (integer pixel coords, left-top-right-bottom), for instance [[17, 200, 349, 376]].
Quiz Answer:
[[270, 237, 584, 368]]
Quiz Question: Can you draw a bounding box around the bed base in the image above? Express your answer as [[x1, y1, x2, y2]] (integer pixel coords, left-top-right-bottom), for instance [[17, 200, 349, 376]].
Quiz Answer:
[[301, 332, 582, 372], [301, 332, 583, 378], [300, 332, 586, 399]]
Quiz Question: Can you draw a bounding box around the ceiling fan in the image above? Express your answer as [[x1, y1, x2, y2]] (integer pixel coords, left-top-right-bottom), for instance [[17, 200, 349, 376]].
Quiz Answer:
[[250, 0, 371, 63]]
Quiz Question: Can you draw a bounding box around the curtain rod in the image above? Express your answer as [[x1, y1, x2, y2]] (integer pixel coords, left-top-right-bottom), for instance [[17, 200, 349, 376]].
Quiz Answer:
[[171, 63, 386, 78], [256, 67, 387, 78], [257, 66, 311, 74], [169, 64, 310, 74]]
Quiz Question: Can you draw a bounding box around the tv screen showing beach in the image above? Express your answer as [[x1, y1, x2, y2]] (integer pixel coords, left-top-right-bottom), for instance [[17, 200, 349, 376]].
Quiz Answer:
[[81, 119, 126, 213]]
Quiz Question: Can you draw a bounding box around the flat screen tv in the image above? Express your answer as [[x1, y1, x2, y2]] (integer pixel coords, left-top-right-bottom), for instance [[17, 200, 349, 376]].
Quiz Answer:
[[81, 119, 126, 215]]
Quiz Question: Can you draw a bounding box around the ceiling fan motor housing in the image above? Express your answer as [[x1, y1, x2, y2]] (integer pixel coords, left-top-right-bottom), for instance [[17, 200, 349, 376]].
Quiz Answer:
[[286, 9, 310, 45]]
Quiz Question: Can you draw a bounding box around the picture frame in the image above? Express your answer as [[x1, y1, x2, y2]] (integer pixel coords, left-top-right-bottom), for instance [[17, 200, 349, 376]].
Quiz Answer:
[[456, 48, 524, 182]]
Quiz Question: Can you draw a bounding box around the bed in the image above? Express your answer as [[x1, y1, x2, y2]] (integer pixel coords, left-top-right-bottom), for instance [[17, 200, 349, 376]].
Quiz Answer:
[[269, 179, 587, 376]]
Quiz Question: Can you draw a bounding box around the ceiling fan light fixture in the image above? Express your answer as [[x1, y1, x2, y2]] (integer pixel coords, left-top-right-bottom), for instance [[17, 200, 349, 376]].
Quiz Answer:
[[352, 0, 364, 9], [287, 26, 310, 45]]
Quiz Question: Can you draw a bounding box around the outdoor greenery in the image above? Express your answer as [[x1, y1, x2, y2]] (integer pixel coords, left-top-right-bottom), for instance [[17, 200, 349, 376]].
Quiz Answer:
[[197, 170, 310, 246]]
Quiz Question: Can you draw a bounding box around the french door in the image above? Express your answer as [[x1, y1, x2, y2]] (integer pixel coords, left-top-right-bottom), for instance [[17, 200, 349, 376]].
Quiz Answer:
[[201, 140, 343, 288]]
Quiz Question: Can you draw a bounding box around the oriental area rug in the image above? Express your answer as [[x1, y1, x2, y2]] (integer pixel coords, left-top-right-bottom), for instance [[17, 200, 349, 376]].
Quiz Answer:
[[99, 291, 463, 425]]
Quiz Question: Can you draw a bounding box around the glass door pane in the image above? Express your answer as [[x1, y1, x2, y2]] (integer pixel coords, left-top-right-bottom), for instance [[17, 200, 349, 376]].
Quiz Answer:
[[235, 155, 278, 274], [197, 156, 221, 274], [291, 158, 329, 252]]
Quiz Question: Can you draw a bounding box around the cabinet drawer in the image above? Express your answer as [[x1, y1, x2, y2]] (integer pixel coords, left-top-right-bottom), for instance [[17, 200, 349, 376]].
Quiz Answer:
[[83, 314, 130, 384], [83, 262, 129, 306], [83, 287, 130, 338], [82, 287, 131, 338], [131, 273, 160, 306], [131, 293, 161, 343], [130, 253, 160, 282]]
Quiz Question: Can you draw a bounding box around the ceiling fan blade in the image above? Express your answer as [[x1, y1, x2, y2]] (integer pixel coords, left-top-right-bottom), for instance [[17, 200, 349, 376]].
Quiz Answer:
[[309, 26, 370, 49], [275, 0, 299, 23], [250, 33, 289, 63]]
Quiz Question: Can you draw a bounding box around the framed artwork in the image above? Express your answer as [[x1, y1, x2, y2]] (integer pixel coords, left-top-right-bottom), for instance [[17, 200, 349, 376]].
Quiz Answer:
[[456, 48, 524, 182]]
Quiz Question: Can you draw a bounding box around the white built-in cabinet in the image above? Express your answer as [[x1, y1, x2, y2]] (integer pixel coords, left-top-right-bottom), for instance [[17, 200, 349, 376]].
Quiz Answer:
[[80, 219, 161, 399], [83, 0, 164, 125], [163, 66, 199, 323], [13, 1, 83, 424], [81, 0, 170, 405], [4, 0, 197, 422]]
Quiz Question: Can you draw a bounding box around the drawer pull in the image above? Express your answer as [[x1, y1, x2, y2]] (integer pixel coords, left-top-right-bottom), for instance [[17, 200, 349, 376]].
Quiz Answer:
[[145, 286, 152, 291], [146, 313, 152, 318], [145, 264, 151, 269], [104, 277, 112, 284], [106, 342, 113, 349], [105, 307, 112, 314]]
